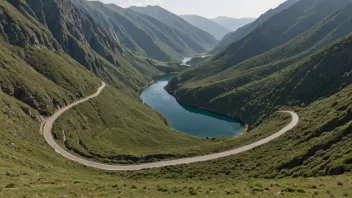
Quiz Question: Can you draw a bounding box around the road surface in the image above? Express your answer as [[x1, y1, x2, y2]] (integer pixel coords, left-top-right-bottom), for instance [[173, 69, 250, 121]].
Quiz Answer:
[[43, 82, 299, 171]]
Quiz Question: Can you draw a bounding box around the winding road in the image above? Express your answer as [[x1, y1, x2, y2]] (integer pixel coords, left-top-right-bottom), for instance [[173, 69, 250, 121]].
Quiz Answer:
[[43, 82, 299, 171]]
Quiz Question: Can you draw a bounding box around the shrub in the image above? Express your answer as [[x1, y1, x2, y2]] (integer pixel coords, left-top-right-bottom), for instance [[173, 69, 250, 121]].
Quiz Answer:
[[5, 183, 15, 188], [112, 184, 118, 189], [157, 185, 168, 192], [283, 187, 296, 193], [297, 189, 305, 193], [189, 187, 197, 196]]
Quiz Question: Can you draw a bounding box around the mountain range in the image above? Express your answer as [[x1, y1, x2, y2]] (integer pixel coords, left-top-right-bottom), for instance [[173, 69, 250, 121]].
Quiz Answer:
[[72, 1, 218, 62], [129, 5, 218, 53]]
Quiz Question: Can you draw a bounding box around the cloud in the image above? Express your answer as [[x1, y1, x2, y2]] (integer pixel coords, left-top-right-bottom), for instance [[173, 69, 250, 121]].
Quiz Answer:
[[97, 0, 163, 7]]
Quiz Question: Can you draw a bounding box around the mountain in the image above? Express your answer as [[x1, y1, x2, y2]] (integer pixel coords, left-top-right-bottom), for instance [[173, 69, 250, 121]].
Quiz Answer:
[[8, 0, 173, 91], [168, 0, 351, 92], [71, 0, 218, 62], [211, 17, 255, 31], [180, 15, 231, 40], [212, 0, 299, 54], [129, 5, 218, 51]]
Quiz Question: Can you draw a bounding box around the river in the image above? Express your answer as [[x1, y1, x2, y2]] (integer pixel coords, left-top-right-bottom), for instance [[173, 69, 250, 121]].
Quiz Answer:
[[181, 57, 192, 66], [140, 74, 244, 138]]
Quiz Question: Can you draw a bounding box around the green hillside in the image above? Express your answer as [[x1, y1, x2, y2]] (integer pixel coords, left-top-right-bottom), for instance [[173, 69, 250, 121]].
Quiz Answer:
[[164, 0, 352, 182], [180, 15, 231, 40], [10, 0, 168, 90], [163, 34, 352, 180]]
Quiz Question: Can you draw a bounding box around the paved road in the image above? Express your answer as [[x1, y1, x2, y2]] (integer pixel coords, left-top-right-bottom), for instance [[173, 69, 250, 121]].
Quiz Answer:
[[44, 82, 299, 171]]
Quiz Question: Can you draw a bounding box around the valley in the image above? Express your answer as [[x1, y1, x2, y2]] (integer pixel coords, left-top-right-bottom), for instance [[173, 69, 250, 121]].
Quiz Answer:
[[1, 0, 352, 197]]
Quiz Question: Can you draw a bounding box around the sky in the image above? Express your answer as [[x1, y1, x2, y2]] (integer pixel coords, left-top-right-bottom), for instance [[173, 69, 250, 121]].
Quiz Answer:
[[92, 0, 286, 18]]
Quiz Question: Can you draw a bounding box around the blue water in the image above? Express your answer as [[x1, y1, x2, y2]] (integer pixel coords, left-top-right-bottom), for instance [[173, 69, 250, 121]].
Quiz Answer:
[[140, 74, 244, 137]]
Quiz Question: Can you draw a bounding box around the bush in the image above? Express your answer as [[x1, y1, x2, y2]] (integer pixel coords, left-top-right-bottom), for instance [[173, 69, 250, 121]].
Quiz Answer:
[[297, 189, 305, 193], [283, 187, 296, 193], [251, 186, 263, 193], [5, 183, 15, 188], [112, 184, 118, 189], [189, 187, 197, 196], [157, 185, 168, 192]]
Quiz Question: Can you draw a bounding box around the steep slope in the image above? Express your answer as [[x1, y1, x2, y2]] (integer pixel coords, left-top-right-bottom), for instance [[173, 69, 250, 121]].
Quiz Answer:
[[129, 5, 218, 52], [180, 15, 231, 40], [168, 0, 351, 95], [8, 0, 168, 91], [194, 34, 352, 176], [0, 0, 100, 115], [211, 17, 255, 31], [212, 0, 298, 54], [212, 33, 352, 125], [72, 0, 216, 62]]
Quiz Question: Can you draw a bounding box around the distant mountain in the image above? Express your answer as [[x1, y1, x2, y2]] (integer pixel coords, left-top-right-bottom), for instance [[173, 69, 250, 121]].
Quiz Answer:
[[129, 6, 218, 51], [70, 0, 217, 62], [180, 15, 231, 40], [211, 17, 255, 31], [212, 0, 299, 54]]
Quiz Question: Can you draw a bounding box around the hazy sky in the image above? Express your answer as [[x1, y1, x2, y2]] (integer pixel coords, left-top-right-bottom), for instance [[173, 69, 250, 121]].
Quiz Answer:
[[92, 0, 286, 18]]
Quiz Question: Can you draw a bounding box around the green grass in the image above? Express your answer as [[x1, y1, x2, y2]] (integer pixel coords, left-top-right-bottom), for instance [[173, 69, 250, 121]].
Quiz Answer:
[[0, 164, 351, 198]]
